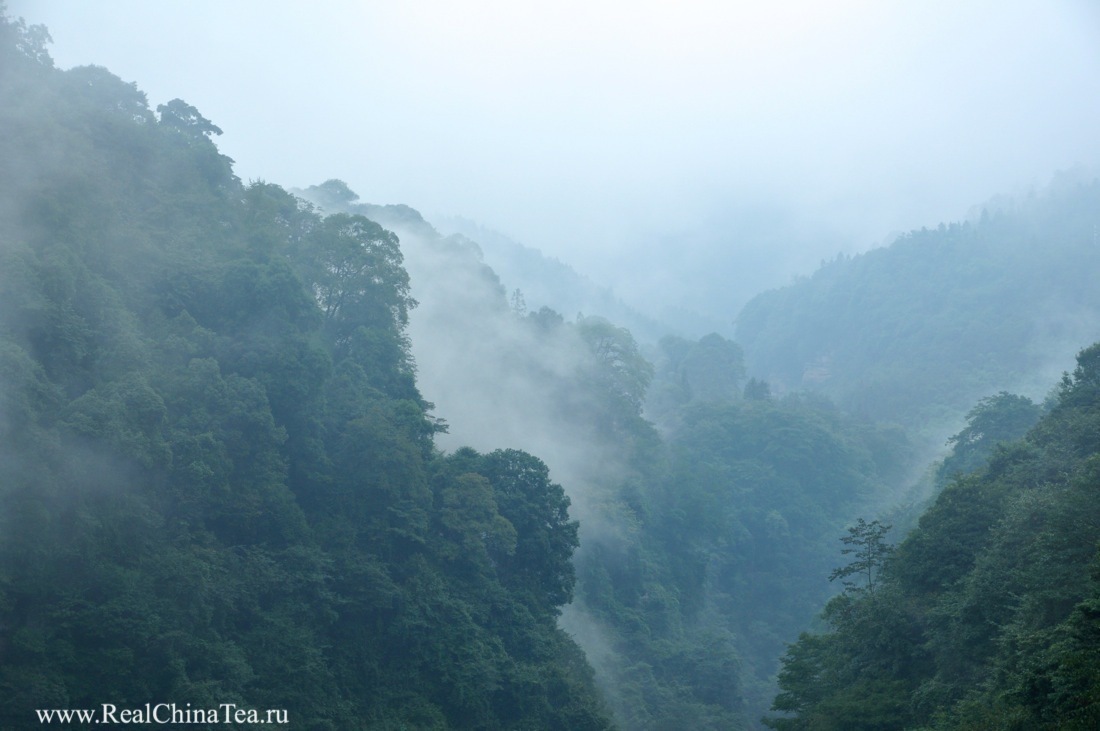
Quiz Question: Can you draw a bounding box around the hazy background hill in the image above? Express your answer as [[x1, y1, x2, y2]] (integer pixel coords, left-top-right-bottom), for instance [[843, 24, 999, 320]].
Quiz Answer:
[[734, 172, 1100, 437], [431, 215, 673, 342]]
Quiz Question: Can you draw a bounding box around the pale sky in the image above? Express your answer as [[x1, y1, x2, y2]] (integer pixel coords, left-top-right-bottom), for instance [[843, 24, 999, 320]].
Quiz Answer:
[[9, 0, 1100, 321]]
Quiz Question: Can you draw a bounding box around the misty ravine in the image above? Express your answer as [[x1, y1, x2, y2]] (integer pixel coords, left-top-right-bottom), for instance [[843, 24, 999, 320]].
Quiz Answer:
[[3, 6, 1100, 731]]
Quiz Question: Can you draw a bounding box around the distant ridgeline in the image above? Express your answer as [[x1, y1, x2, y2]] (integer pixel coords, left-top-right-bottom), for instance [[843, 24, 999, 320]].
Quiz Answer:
[[735, 177, 1100, 432], [295, 180, 668, 343]]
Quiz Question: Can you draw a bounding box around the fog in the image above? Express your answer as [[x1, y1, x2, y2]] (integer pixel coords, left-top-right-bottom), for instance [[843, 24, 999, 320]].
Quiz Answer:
[[11, 0, 1100, 327], [293, 187, 637, 540], [8, 5, 1100, 726]]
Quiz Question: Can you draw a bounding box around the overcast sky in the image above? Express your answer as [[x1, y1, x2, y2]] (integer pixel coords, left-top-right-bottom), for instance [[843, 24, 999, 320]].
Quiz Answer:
[[10, 0, 1100, 310]]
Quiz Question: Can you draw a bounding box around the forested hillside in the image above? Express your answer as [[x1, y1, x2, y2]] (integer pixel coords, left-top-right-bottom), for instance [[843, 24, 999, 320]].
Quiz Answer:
[[292, 180, 919, 728], [5, 6, 1100, 731], [735, 180, 1100, 432], [578, 356, 914, 726], [765, 343, 1100, 729], [5, 11, 901, 729], [430, 215, 668, 343], [0, 13, 612, 729]]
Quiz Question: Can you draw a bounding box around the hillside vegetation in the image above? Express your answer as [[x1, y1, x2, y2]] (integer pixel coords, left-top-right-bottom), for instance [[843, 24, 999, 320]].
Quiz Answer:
[[765, 343, 1100, 730], [4, 7, 1100, 731], [0, 15, 612, 729], [736, 181, 1100, 431]]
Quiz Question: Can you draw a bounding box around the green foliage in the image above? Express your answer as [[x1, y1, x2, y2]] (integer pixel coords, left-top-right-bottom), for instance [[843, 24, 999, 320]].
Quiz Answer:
[[736, 184, 1100, 428], [0, 4, 53, 69], [567, 331, 914, 728], [828, 519, 893, 596], [938, 392, 1042, 481], [0, 16, 613, 729], [156, 98, 223, 139], [576, 315, 655, 416], [477, 449, 580, 611], [648, 333, 748, 427], [657, 332, 746, 404], [13, 7, 1095, 731], [766, 343, 1100, 730], [744, 377, 772, 401]]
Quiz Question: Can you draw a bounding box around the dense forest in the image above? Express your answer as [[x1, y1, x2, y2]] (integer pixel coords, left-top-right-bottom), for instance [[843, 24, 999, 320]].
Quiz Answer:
[[764, 345, 1100, 730], [0, 12, 611, 729], [2, 6, 1099, 730], [735, 180, 1100, 432], [291, 179, 917, 727]]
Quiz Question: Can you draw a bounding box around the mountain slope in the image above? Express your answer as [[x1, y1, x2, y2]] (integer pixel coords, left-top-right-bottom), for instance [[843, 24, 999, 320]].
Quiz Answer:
[[765, 342, 1100, 730], [0, 14, 613, 729], [735, 176, 1100, 433], [432, 215, 670, 342]]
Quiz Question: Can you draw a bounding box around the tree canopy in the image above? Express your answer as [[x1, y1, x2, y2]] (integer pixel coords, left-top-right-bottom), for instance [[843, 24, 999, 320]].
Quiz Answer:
[[0, 14, 612, 729], [765, 343, 1100, 730]]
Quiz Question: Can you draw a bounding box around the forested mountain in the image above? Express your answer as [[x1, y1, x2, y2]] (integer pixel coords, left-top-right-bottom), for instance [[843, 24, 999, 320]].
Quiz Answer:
[[5, 6, 1099, 731], [580, 365, 914, 726], [0, 13, 612, 729], [735, 178, 1100, 432], [292, 179, 920, 728], [430, 215, 670, 343], [765, 343, 1100, 730]]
